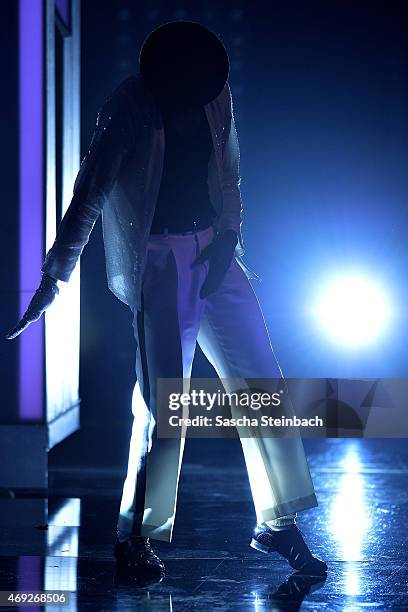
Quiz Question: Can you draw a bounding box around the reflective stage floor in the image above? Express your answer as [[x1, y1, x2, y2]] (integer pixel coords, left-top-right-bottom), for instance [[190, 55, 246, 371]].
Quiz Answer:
[[0, 438, 407, 610]]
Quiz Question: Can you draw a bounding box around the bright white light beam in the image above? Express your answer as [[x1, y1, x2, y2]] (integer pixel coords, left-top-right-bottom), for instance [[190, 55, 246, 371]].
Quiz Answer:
[[314, 272, 392, 348]]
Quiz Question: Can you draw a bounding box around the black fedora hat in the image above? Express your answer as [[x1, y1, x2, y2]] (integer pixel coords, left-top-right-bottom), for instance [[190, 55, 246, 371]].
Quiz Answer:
[[139, 21, 230, 109]]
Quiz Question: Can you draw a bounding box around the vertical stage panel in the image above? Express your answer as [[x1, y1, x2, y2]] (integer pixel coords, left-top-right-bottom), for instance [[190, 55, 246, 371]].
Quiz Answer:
[[44, 0, 81, 447], [0, 0, 81, 488], [18, 0, 44, 421], [0, 1, 19, 425]]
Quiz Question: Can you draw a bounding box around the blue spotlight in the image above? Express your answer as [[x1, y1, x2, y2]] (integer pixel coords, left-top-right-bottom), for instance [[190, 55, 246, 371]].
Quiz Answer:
[[314, 272, 392, 348]]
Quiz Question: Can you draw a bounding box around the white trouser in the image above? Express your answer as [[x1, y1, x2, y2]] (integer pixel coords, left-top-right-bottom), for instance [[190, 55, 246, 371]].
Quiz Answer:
[[117, 226, 317, 542]]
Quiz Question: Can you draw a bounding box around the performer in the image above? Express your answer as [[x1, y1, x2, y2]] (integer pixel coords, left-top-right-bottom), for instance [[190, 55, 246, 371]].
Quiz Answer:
[[6, 21, 327, 579]]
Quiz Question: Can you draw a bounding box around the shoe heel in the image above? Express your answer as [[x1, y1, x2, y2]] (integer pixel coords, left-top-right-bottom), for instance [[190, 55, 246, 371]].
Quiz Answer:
[[250, 538, 271, 554]]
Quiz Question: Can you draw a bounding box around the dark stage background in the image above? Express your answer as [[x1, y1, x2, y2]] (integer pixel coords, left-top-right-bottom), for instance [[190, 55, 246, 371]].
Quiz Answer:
[[51, 1, 408, 470]]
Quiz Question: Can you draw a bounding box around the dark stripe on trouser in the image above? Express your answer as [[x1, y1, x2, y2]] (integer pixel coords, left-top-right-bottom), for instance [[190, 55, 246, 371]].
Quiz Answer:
[[130, 293, 150, 537]]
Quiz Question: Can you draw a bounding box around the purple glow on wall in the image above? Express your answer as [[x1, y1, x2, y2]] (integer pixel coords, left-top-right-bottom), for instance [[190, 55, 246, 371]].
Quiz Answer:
[[19, 0, 44, 420], [55, 0, 70, 28], [18, 555, 42, 599]]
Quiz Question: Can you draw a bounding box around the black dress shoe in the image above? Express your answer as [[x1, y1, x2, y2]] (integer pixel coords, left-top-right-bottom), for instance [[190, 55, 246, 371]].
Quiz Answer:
[[250, 523, 328, 575], [114, 536, 165, 577]]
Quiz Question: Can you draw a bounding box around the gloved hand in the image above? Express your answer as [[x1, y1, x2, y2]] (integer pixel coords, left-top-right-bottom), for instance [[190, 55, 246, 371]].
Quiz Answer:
[[5, 273, 60, 340], [192, 229, 238, 299]]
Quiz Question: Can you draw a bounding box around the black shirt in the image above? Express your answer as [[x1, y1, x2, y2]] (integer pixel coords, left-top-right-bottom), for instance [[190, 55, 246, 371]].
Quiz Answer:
[[150, 105, 216, 233]]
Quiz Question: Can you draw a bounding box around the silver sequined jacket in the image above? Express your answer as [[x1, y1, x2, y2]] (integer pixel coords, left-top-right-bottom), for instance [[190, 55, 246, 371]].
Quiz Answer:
[[41, 74, 250, 311]]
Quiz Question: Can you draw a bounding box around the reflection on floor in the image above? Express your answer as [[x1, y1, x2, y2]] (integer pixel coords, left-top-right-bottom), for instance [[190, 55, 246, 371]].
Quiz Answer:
[[1, 439, 407, 610]]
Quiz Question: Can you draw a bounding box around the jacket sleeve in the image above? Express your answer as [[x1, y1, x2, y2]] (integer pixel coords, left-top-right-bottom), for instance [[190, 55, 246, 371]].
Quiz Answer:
[[41, 93, 131, 283], [218, 82, 244, 255]]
